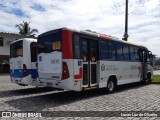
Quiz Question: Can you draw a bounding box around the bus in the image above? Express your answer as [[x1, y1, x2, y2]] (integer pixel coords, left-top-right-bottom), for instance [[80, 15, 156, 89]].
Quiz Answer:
[[37, 27, 153, 92], [10, 38, 41, 86]]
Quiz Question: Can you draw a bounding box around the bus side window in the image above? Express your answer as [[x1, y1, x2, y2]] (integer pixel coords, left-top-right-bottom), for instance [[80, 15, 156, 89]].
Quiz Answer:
[[116, 43, 123, 61], [123, 44, 130, 61], [81, 38, 88, 62], [100, 41, 108, 60], [138, 50, 142, 62], [31, 42, 37, 62], [147, 52, 151, 64], [135, 48, 140, 61], [148, 52, 153, 66], [74, 35, 80, 59], [108, 41, 116, 60], [130, 46, 135, 61], [91, 40, 98, 61]]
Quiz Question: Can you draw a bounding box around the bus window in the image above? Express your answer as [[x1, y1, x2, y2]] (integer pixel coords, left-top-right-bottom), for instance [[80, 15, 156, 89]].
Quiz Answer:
[[135, 47, 139, 61], [143, 51, 147, 63], [10, 40, 23, 58], [138, 49, 147, 63], [130, 46, 135, 61], [38, 44, 46, 54], [38, 30, 62, 54], [100, 41, 109, 60], [74, 35, 80, 59], [91, 40, 98, 62], [138, 49, 143, 62], [31, 42, 37, 62], [116, 43, 123, 60], [81, 39, 88, 62], [108, 41, 116, 60], [148, 52, 153, 66], [44, 42, 54, 53], [123, 44, 129, 61]]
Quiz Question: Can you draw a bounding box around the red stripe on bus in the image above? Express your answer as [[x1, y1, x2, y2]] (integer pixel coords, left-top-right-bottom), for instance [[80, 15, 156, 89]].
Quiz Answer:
[[62, 30, 73, 59], [99, 35, 112, 40], [74, 67, 82, 79]]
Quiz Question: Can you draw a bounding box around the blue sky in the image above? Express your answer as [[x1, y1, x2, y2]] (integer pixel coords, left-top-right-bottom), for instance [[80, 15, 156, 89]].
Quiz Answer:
[[0, 0, 160, 56]]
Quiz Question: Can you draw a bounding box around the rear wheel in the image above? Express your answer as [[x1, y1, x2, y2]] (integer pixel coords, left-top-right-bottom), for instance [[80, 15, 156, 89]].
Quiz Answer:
[[106, 79, 116, 93], [141, 73, 152, 84]]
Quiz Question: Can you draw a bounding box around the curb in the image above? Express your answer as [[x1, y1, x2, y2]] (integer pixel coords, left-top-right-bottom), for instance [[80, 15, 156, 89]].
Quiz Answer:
[[151, 82, 160, 84]]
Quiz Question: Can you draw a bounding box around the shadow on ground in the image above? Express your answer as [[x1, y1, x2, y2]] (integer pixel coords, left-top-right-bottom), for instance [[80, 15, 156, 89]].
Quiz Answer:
[[4, 82, 149, 111], [0, 87, 57, 98]]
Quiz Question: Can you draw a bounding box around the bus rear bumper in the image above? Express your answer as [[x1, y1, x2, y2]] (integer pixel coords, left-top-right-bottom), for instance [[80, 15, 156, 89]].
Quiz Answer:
[[10, 76, 32, 86], [39, 79, 65, 88], [39, 77, 82, 91], [10, 77, 26, 85]]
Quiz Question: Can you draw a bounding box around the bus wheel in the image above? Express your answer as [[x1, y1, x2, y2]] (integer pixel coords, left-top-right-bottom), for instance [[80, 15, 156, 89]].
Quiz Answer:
[[106, 79, 116, 93]]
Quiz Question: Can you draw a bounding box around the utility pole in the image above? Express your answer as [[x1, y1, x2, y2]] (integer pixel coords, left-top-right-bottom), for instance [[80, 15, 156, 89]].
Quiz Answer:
[[122, 0, 129, 41]]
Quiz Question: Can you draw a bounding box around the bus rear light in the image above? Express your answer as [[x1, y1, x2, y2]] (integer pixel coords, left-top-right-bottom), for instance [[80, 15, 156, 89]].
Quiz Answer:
[[62, 62, 70, 80], [23, 64, 28, 77]]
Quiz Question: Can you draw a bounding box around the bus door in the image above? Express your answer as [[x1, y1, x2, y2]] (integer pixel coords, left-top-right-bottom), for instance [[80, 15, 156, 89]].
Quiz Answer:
[[139, 49, 148, 80], [81, 38, 98, 88], [148, 51, 153, 67], [30, 42, 38, 80]]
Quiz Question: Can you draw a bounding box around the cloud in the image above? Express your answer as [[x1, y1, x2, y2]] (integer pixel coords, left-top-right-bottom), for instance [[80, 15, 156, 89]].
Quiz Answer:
[[31, 3, 45, 11], [0, 0, 160, 56]]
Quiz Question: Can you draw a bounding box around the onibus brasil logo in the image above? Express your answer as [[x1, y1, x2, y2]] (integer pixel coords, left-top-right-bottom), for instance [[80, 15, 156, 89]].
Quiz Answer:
[[1, 111, 42, 118]]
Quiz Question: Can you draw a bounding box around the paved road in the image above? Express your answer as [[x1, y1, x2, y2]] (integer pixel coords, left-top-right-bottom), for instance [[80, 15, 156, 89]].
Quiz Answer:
[[0, 75, 160, 120]]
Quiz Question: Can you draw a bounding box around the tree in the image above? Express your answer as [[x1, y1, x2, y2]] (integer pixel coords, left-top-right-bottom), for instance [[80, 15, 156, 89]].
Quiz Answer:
[[15, 21, 38, 37]]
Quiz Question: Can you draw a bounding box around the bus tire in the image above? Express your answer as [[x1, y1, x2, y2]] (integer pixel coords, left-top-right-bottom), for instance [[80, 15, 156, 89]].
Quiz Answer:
[[106, 78, 116, 93]]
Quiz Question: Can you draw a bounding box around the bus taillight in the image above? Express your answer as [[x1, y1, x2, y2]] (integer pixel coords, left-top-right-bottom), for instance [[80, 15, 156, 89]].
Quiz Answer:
[[23, 64, 28, 77], [62, 62, 70, 80]]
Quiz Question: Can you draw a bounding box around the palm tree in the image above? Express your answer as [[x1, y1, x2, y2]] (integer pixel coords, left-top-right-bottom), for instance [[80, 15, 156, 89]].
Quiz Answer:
[[15, 21, 38, 37]]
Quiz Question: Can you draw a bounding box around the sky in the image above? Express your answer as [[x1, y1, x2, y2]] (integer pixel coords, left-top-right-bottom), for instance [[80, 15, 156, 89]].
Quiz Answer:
[[0, 0, 160, 56]]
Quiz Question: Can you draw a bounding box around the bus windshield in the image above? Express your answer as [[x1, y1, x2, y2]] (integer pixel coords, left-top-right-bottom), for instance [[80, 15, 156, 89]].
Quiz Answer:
[[10, 40, 23, 58], [38, 30, 62, 54]]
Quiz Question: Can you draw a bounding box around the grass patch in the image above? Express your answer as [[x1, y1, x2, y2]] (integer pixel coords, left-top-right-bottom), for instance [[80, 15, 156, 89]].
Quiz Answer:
[[152, 75, 160, 82]]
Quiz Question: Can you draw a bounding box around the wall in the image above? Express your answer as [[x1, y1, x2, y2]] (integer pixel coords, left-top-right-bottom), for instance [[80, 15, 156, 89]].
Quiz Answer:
[[0, 34, 23, 55], [0, 33, 24, 73]]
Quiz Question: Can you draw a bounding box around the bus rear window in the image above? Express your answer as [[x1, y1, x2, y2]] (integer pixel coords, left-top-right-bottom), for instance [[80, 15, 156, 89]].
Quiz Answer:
[[38, 30, 62, 54], [10, 40, 23, 58]]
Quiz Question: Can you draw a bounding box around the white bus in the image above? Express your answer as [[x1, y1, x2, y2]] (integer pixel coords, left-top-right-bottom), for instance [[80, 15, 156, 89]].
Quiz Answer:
[[37, 28, 153, 92], [10, 38, 41, 86]]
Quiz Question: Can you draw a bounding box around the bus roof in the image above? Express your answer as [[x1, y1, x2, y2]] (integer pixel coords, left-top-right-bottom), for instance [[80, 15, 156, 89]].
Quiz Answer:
[[10, 38, 37, 45], [39, 27, 147, 48]]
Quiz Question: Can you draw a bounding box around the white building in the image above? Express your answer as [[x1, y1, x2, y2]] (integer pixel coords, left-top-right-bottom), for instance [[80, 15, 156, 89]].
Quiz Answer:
[[0, 32, 31, 73]]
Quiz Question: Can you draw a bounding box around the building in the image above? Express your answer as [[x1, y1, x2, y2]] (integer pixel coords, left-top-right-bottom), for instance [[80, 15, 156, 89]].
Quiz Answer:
[[0, 32, 29, 73]]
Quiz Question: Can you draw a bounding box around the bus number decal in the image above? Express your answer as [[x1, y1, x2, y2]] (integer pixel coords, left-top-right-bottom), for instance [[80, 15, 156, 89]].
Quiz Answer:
[[51, 59, 60, 64]]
